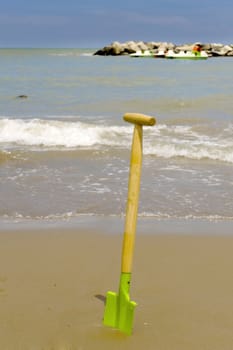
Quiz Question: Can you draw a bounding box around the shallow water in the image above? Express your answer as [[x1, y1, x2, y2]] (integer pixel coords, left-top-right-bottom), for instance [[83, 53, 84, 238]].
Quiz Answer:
[[0, 49, 233, 225]]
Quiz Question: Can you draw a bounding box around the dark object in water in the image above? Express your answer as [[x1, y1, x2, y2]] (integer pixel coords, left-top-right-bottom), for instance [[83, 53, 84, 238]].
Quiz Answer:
[[17, 95, 28, 99]]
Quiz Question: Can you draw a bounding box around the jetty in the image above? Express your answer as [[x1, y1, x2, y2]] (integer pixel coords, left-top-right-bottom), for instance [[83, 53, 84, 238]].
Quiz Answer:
[[94, 41, 233, 57]]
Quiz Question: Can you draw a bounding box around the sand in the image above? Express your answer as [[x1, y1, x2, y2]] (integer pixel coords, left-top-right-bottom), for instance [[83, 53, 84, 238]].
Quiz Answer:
[[0, 223, 233, 349]]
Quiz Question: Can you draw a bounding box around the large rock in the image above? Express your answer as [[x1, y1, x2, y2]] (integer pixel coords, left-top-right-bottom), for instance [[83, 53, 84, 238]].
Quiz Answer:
[[175, 44, 193, 51], [93, 46, 113, 56], [111, 41, 124, 55], [122, 41, 142, 54], [137, 41, 149, 51], [211, 44, 233, 56]]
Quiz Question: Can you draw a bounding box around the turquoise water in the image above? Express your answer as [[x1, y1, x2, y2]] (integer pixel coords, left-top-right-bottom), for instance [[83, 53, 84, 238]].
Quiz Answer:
[[0, 49, 233, 225]]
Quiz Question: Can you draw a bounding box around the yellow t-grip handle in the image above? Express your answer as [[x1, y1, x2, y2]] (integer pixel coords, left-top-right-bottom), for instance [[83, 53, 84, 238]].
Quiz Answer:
[[121, 113, 156, 273], [124, 113, 156, 126]]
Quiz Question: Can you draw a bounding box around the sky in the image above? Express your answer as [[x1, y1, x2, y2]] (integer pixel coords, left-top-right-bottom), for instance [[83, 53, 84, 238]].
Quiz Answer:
[[0, 0, 232, 48]]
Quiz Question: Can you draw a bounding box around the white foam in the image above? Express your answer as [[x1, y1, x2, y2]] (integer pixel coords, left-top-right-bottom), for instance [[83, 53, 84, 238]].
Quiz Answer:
[[1, 118, 233, 163], [0, 118, 131, 148], [144, 123, 233, 163]]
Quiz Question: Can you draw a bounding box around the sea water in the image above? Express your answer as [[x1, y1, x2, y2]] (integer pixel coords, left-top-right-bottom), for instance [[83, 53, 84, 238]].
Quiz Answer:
[[0, 48, 233, 229]]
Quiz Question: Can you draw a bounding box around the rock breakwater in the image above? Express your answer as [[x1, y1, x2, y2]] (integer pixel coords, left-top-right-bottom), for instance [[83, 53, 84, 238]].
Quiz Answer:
[[94, 41, 233, 57]]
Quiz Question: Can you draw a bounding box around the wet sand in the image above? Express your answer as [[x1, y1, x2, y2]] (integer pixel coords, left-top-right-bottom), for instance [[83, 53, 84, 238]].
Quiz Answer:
[[0, 225, 233, 349]]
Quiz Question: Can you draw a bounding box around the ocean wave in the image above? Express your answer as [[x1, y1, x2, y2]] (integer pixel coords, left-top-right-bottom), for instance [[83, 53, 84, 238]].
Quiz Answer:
[[0, 118, 131, 148], [1, 118, 233, 163], [138, 212, 233, 221], [48, 51, 94, 57], [144, 123, 233, 163], [1, 211, 233, 223]]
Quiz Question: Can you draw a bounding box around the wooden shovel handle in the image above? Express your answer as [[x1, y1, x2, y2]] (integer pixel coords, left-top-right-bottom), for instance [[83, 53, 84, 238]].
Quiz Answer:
[[121, 113, 156, 273], [121, 124, 142, 273]]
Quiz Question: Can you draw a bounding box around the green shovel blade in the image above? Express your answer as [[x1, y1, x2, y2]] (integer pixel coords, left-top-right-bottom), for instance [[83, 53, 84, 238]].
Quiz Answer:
[[103, 273, 137, 335]]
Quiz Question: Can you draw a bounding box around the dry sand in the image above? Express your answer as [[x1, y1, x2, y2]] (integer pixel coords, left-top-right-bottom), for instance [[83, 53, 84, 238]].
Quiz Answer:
[[0, 225, 233, 349]]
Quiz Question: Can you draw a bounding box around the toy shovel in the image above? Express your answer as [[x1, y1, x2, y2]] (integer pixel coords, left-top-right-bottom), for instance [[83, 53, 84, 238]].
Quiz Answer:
[[103, 113, 156, 335]]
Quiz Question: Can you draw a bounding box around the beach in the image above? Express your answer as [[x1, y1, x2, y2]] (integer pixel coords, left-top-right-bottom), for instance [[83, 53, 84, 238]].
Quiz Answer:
[[1, 49, 233, 349], [0, 221, 233, 350]]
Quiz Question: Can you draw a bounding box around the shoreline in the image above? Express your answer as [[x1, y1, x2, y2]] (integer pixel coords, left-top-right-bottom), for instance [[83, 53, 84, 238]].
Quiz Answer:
[[1, 215, 233, 236]]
